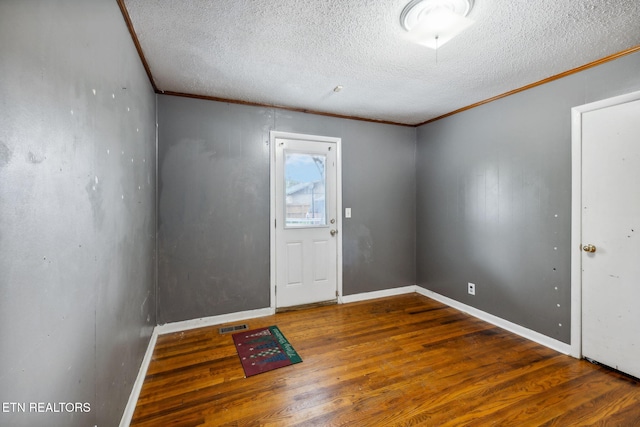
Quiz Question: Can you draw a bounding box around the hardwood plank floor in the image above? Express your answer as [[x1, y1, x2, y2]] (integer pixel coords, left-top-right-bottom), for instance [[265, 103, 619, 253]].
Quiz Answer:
[[131, 294, 640, 426]]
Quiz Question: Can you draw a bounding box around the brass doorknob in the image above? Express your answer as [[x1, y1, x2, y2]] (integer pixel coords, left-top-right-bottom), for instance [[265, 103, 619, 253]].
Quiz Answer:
[[330, 229, 338, 236], [583, 244, 596, 253]]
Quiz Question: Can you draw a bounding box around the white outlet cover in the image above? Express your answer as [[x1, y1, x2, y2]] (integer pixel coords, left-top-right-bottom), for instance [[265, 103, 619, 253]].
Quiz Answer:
[[468, 282, 476, 295]]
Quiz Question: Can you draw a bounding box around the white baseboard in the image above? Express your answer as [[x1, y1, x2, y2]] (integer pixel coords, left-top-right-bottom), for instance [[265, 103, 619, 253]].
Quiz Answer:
[[154, 307, 275, 336], [339, 285, 417, 304], [120, 330, 158, 427], [415, 286, 572, 355]]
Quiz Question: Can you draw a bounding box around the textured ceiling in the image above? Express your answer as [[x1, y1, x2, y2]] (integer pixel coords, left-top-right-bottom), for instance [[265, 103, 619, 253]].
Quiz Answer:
[[123, 0, 640, 125]]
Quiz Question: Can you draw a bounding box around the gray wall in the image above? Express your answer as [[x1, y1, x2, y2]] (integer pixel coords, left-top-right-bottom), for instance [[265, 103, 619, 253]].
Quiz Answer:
[[416, 51, 640, 343], [0, 1, 156, 426], [157, 98, 272, 323], [157, 95, 416, 324]]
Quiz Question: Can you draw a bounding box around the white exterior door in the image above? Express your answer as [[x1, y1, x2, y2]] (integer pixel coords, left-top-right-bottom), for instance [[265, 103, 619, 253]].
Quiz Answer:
[[271, 132, 341, 308], [579, 94, 640, 378]]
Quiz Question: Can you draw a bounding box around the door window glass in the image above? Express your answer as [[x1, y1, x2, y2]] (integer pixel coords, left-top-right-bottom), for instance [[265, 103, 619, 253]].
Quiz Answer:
[[284, 152, 326, 227]]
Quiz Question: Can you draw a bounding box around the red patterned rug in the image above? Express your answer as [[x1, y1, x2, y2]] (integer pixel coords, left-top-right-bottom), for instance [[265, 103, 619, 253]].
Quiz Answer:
[[232, 326, 303, 377]]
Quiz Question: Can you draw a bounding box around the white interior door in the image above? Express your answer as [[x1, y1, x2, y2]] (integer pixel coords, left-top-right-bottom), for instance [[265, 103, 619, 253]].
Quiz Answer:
[[580, 95, 640, 378], [272, 133, 340, 308]]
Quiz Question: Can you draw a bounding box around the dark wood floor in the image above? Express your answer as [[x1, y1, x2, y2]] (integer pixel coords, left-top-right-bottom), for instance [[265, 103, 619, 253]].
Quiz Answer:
[[131, 294, 640, 426]]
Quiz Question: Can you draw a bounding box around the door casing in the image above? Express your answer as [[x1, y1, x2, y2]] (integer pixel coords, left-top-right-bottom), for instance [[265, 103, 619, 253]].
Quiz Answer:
[[269, 130, 343, 309], [570, 89, 640, 358]]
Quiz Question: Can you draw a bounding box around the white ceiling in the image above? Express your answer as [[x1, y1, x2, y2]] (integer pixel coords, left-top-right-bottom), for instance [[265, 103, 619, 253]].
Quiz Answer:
[[123, 0, 640, 125]]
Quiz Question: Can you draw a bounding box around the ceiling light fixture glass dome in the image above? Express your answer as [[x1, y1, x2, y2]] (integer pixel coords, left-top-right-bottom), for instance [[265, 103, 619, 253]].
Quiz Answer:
[[400, 0, 475, 49]]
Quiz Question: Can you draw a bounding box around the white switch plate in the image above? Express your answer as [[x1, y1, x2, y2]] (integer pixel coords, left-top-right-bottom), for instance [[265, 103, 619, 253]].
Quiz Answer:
[[345, 208, 351, 218]]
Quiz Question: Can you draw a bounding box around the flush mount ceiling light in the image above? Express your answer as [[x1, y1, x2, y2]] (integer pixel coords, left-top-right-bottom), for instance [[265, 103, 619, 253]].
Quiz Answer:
[[400, 0, 474, 49]]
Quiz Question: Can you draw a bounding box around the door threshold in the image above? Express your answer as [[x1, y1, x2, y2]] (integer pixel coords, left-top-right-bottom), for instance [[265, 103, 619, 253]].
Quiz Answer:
[[276, 299, 338, 313]]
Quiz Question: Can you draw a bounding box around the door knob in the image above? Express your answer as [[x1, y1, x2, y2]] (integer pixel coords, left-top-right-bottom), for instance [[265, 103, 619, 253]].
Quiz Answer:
[[330, 229, 338, 236], [583, 244, 596, 253]]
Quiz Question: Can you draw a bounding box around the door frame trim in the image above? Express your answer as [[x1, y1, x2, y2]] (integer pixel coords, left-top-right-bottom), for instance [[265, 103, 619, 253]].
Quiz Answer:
[[269, 130, 343, 310], [570, 90, 640, 358]]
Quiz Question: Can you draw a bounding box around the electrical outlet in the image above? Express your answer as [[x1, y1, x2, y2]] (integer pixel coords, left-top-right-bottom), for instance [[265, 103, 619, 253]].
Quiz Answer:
[[468, 282, 476, 295]]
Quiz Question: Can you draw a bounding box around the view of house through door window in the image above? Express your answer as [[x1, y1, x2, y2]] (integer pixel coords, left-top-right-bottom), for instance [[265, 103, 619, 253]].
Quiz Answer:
[[285, 152, 326, 227]]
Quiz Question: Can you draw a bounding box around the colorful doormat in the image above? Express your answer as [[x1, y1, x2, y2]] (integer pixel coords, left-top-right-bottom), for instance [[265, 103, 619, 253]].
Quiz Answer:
[[232, 326, 302, 377]]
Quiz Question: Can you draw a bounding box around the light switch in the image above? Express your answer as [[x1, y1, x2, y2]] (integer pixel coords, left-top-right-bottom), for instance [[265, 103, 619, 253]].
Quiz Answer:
[[345, 208, 351, 218]]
